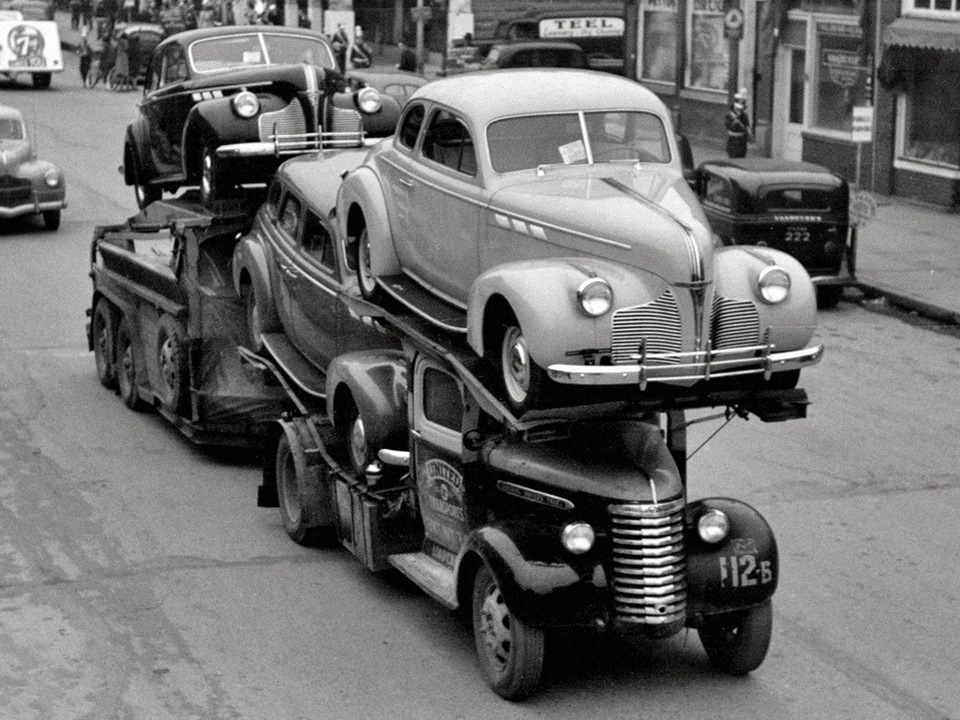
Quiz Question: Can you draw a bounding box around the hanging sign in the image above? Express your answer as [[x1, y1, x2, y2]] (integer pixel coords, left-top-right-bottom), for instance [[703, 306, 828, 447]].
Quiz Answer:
[[851, 105, 873, 143]]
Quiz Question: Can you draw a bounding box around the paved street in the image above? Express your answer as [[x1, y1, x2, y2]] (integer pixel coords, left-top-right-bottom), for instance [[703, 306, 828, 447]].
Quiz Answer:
[[1, 34, 959, 720]]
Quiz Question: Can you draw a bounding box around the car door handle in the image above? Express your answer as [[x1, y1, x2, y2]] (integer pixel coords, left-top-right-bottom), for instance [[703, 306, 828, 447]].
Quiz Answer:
[[279, 263, 299, 278], [397, 177, 414, 188]]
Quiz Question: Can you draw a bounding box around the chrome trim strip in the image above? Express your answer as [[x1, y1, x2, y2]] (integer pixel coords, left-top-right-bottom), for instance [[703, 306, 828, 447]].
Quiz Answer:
[[497, 481, 575, 510]]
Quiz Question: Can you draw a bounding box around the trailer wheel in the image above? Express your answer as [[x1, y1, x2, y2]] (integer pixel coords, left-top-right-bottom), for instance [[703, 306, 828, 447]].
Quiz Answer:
[[92, 300, 117, 390], [116, 317, 147, 412], [699, 599, 773, 676], [472, 564, 545, 699], [275, 431, 331, 546], [156, 315, 190, 416]]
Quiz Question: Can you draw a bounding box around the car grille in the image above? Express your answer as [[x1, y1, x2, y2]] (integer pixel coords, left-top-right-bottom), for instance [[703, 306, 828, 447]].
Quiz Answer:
[[258, 102, 306, 141], [609, 499, 687, 626], [610, 292, 682, 365], [0, 176, 32, 208], [711, 296, 760, 349]]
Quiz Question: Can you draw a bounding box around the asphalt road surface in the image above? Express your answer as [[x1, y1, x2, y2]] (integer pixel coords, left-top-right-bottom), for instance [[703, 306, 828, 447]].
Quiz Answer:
[[1, 55, 958, 719]]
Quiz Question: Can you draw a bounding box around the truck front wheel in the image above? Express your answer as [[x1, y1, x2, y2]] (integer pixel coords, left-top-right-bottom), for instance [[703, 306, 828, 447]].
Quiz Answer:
[[698, 599, 773, 676], [472, 564, 545, 699]]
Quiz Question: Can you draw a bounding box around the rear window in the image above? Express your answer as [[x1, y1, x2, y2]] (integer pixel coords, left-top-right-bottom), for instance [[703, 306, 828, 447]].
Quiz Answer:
[[761, 187, 839, 212]]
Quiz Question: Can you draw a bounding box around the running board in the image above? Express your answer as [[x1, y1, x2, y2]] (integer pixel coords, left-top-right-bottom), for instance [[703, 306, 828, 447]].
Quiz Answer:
[[388, 552, 459, 609], [377, 275, 468, 334]]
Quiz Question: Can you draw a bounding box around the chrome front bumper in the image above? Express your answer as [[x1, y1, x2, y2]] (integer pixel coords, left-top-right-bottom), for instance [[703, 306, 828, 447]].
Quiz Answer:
[[216, 130, 366, 159], [0, 198, 67, 218], [548, 343, 824, 388]]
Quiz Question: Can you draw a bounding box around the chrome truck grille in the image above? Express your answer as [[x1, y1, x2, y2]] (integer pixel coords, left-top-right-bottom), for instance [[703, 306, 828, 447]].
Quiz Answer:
[[610, 292, 682, 365], [609, 499, 687, 626], [711, 296, 760, 349]]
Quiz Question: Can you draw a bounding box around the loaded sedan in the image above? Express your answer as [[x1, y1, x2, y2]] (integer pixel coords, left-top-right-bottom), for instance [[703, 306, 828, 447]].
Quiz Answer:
[[0, 104, 65, 230], [337, 69, 823, 413], [123, 25, 385, 208]]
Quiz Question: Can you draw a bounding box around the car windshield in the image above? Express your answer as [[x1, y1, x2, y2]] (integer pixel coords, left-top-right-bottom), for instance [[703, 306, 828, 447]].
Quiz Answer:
[[487, 111, 670, 173], [0, 118, 24, 140], [189, 33, 335, 73]]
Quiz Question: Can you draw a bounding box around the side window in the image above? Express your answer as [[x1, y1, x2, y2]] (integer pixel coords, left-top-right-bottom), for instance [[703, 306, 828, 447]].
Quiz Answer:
[[421, 110, 477, 177], [162, 46, 186, 85], [278, 194, 301, 237], [703, 173, 732, 209], [301, 211, 338, 277], [422, 367, 464, 432], [398, 103, 425, 150], [265, 179, 282, 218]]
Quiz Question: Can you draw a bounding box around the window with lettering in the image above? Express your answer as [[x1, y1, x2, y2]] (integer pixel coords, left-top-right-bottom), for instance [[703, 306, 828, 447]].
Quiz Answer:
[[640, 0, 677, 83], [689, 0, 727, 91]]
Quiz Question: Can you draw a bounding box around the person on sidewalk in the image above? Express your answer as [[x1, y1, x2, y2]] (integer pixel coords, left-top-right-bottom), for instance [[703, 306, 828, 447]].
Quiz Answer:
[[331, 23, 350, 72], [725, 89, 752, 159], [78, 28, 93, 87], [397, 40, 416, 72], [350, 25, 372, 69]]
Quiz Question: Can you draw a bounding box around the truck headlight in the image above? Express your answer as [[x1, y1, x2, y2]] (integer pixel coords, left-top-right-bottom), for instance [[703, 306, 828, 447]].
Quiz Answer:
[[356, 87, 382, 114], [232, 90, 260, 119], [561, 522, 595, 554], [44, 169, 60, 187], [757, 266, 791, 304], [577, 278, 612, 317], [697, 509, 730, 544]]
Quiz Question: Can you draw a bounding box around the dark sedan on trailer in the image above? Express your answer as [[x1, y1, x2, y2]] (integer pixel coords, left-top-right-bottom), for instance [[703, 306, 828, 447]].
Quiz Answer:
[[123, 25, 385, 208]]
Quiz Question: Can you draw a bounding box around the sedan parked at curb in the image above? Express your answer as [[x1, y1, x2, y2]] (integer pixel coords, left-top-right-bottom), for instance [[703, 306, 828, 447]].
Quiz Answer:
[[336, 69, 823, 414], [0, 104, 65, 230], [123, 25, 386, 209]]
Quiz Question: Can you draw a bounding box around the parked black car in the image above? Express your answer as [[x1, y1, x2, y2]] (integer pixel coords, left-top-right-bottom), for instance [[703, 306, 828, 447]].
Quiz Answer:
[[696, 158, 856, 308], [123, 26, 385, 208]]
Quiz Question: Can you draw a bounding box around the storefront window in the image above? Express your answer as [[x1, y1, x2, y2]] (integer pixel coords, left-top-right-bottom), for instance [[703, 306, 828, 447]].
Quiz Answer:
[[641, 0, 677, 83], [690, 0, 727, 90], [903, 51, 960, 167], [812, 22, 870, 132]]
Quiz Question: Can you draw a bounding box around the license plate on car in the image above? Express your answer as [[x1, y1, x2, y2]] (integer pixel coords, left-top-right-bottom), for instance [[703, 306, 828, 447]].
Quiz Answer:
[[783, 225, 811, 242]]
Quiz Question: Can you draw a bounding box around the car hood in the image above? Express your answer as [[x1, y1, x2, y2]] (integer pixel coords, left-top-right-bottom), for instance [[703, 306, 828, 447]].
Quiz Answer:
[[0, 140, 31, 172], [487, 164, 714, 284]]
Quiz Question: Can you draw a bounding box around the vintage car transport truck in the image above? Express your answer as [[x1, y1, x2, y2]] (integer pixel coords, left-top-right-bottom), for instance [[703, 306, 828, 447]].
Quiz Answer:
[[246, 296, 809, 699]]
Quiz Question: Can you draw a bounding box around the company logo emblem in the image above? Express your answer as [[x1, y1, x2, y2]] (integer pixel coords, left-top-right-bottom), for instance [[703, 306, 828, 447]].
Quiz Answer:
[[7, 25, 47, 68]]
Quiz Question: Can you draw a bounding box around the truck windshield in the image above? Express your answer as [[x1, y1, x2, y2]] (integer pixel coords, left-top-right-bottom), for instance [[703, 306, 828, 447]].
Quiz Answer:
[[487, 111, 670, 173]]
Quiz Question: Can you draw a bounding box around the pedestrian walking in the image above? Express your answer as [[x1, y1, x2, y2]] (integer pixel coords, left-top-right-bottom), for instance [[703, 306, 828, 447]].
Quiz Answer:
[[78, 28, 93, 86], [70, 0, 81, 30], [725, 89, 752, 159], [350, 25, 372, 69], [331, 22, 349, 72]]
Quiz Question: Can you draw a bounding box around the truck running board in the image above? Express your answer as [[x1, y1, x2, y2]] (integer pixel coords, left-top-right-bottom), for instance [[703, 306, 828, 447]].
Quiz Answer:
[[389, 552, 458, 609]]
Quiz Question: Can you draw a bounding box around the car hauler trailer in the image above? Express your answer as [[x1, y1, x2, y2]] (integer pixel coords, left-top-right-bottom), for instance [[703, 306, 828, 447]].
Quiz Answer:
[[245, 295, 810, 699], [86, 194, 289, 445]]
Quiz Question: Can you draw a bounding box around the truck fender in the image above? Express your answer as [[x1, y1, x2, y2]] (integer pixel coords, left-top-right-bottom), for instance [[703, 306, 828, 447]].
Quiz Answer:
[[466, 258, 666, 364], [259, 417, 336, 528], [232, 233, 281, 339], [458, 523, 609, 629], [336, 165, 400, 278], [685, 497, 778, 622], [326, 349, 409, 454]]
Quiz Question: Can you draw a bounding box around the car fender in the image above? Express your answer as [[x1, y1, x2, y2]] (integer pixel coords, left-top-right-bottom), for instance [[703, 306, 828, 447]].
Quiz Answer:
[[685, 497, 778, 621], [337, 164, 400, 277], [467, 258, 669, 365], [326, 349, 409, 453], [123, 121, 150, 185], [458, 523, 609, 629], [231, 226, 280, 333], [713, 245, 818, 350]]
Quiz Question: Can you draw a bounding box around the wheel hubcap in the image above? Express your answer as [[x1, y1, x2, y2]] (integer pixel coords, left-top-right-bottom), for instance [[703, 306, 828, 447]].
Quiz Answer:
[[501, 327, 530, 403], [478, 582, 512, 671], [159, 337, 178, 391], [201, 152, 212, 196], [348, 416, 367, 473]]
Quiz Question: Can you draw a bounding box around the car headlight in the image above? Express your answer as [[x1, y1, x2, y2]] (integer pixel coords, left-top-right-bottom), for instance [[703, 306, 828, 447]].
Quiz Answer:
[[697, 509, 730, 544], [577, 278, 613, 317], [356, 86, 382, 114], [44, 169, 60, 187], [232, 90, 260, 119], [561, 522, 595, 554], [757, 265, 791, 304]]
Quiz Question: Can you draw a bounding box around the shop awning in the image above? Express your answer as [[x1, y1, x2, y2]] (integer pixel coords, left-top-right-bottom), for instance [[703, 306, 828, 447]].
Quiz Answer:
[[883, 17, 960, 52]]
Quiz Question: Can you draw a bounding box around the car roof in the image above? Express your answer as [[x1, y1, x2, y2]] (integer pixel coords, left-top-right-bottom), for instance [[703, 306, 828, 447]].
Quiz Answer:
[[409, 69, 668, 124], [158, 24, 330, 50]]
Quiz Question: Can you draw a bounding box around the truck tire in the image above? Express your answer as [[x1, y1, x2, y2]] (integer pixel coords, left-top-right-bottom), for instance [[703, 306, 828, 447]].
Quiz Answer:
[[816, 285, 843, 309], [497, 315, 550, 415], [92, 300, 117, 390], [472, 563, 545, 699], [115, 317, 147, 412], [275, 431, 334, 546], [698, 599, 773, 676], [156, 315, 190, 416], [43, 210, 61, 231], [32, 72, 51, 89]]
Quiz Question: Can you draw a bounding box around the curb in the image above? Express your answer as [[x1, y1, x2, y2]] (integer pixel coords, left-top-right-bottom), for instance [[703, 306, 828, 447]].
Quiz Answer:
[[855, 281, 960, 326]]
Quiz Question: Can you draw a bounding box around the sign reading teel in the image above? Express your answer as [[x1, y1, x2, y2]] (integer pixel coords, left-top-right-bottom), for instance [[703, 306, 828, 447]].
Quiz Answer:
[[539, 17, 625, 38]]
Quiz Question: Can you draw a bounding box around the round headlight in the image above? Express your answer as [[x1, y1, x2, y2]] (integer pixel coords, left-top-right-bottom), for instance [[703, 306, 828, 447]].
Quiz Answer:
[[561, 522, 595, 554], [757, 265, 791, 304], [232, 91, 260, 119], [356, 86, 382, 114], [44, 169, 60, 187], [577, 278, 613, 317], [697, 509, 730, 544]]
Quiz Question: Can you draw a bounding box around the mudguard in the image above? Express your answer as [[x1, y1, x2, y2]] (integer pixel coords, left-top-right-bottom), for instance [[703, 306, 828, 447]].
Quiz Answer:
[[326, 349, 409, 453], [466, 257, 669, 364], [124, 123, 149, 185], [685, 497, 778, 622], [461, 523, 609, 629], [231, 229, 281, 336], [337, 164, 401, 278]]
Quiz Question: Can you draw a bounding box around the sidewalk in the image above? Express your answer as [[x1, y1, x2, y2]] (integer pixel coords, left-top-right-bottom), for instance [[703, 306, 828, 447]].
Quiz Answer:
[[56, 11, 960, 326]]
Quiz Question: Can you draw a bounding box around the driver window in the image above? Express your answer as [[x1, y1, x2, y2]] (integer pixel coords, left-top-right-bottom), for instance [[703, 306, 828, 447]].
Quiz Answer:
[[278, 194, 301, 237], [422, 367, 464, 432], [398, 103, 425, 150], [421, 110, 477, 177], [162, 47, 187, 85]]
